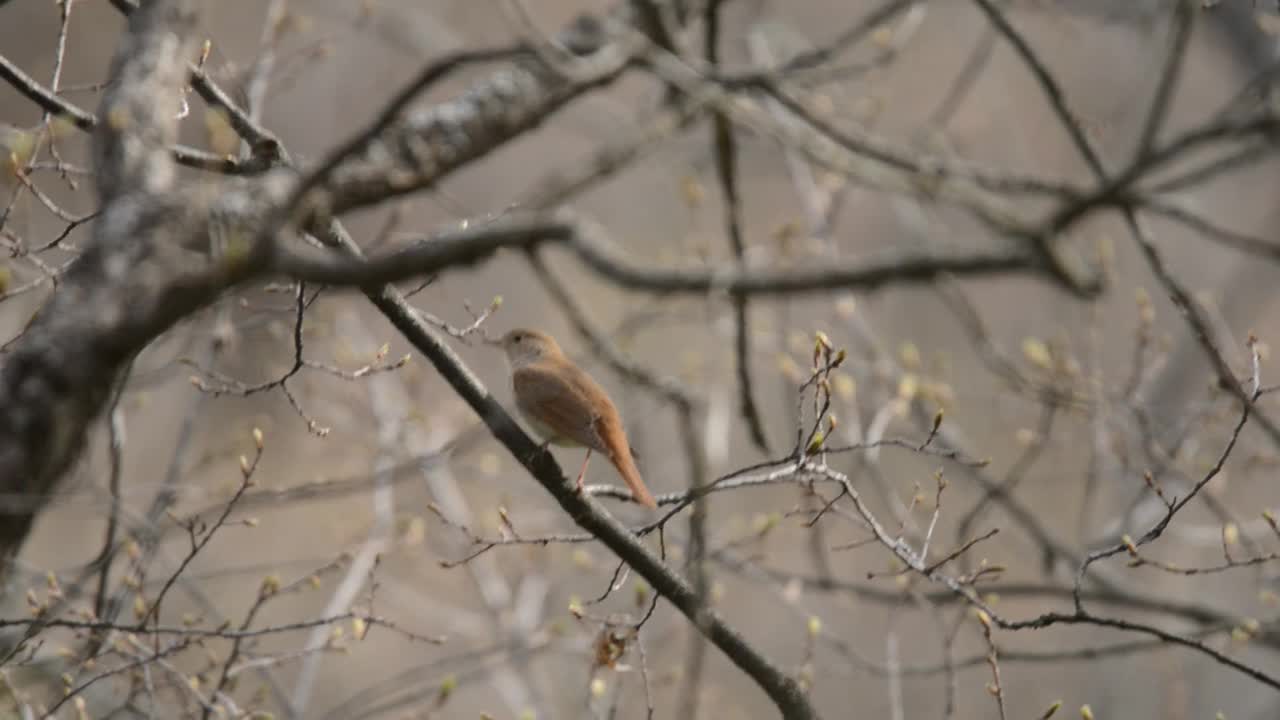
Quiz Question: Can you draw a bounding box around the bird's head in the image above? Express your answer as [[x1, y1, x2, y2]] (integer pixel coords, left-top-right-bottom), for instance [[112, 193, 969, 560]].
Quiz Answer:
[[498, 328, 562, 367]]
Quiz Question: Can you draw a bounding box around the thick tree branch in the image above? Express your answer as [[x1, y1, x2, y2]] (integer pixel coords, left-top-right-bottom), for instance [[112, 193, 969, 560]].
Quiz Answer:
[[304, 19, 637, 219], [0, 0, 204, 572]]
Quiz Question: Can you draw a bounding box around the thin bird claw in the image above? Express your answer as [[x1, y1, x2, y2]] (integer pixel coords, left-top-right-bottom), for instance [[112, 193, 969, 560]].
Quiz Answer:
[[575, 449, 592, 495]]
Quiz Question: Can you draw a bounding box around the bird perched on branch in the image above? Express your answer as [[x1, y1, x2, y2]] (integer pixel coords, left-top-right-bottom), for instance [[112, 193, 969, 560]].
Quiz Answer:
[[495, 328, 658, 509]]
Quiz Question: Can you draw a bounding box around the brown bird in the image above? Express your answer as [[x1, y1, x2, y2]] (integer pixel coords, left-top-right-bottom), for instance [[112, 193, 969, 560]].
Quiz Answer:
[[496, 328, 658, 509]]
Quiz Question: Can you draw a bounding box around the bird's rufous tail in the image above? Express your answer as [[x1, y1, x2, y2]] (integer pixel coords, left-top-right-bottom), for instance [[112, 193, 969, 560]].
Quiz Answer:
[[610, 450, 658, 509]]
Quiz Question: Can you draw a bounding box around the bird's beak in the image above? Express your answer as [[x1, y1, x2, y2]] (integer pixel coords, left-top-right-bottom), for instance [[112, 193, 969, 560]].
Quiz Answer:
[[481, 333, 502, 347]]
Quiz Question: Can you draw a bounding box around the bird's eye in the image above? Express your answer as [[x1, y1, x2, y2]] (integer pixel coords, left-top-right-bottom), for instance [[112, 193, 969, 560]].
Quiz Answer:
[[514, 334, 522, 343]]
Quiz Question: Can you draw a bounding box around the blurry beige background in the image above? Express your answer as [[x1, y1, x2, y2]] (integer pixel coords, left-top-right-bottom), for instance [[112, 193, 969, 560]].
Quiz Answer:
[[3, 0, 1280, 718]]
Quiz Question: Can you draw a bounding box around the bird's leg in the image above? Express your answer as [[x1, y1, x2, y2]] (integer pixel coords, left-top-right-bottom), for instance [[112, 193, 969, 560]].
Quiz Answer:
[[575, 449, 592, 494]]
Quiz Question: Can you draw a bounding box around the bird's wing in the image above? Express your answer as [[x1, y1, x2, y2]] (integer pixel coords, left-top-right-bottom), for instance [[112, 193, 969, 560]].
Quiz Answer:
[[513, 363, 608, 452]]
